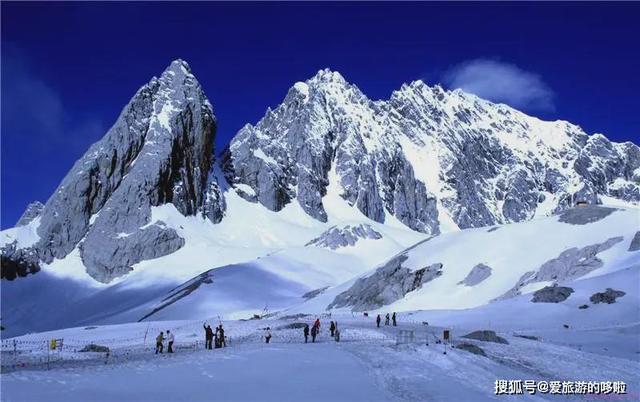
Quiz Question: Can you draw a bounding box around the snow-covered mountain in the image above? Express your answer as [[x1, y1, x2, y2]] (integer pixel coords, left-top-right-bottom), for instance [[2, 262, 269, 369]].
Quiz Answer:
[[1, 59, 639, 337], [2, 60, 226, 283], [222, 68, 640, 233]]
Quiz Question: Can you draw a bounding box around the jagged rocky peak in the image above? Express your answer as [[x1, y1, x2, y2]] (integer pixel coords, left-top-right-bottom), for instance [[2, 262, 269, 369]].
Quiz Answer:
[[2, 59, 225, 283], [223, 68, 639, 234], [16, 201, 44, 226], [306, 224, 383, 250]]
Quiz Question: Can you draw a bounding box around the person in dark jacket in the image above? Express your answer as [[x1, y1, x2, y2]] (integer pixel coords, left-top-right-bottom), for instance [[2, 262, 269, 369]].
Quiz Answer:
[[334, 322, 340, 342], [376, 314, 381, 328], [219, 325, 226, 347], [303, 324, 309, 343], [155, 331, 165, 354], [311, 324, 318, 343], [329, 321, 336, 337], [203, 324, 214, 350], [385, 313, 390, 326], [265, 327, 272, 344], [392, 312, 397, 326]]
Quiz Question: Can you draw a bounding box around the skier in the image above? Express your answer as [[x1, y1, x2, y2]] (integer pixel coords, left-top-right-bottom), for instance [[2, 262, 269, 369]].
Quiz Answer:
[[311, 324, 317, 343], [376, 314, 381, 328], [167, 330, 175, 353], [329, 321, 336, 337], [385, 313, 390, 326], [392, 312, 397, 327], [155, 331, 165, 354], [313, 318, 321, 334], [265, 327, 272, 344], [334, 322, 340, 342], [303, 324, 310, 343], [203, 323, 214, 350]]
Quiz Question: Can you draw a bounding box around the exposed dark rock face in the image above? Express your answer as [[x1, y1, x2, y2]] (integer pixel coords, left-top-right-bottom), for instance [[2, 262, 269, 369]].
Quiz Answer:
[[306, 224, 382, 249], [2, 60, 225, 283], [496, 236, 624, 300], [557, 205, 618, 225], [531, 285, 574, 303], [0, 242, 41, 280], [513, 334, 539, 341], [458, 264, 492, 286], [578, 304, 589, 309], [16, 202, 44, 226], [328, 254, 443, 310], [455, 343, 487, 356], [461, 330, 509, 344], [590, 288, 626, 304], [628, 231, 640, 252]]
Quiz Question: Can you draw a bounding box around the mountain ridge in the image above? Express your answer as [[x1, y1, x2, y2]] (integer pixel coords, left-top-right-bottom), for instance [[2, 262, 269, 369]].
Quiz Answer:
[[2, 59, 638, 285]]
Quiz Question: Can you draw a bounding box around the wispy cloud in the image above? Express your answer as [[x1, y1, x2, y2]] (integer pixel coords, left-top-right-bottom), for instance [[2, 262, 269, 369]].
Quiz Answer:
[[2, 46, 105, 153], [442, 59, 555, 112]]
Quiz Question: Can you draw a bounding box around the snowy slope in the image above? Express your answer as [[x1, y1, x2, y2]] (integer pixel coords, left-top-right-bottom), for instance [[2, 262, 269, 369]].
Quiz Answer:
[[292, 205, 639, 313], [1, 185, 424, 337]]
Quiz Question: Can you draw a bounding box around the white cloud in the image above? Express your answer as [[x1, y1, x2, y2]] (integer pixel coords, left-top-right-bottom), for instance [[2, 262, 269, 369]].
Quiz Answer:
[[443, 59, 555, 111]]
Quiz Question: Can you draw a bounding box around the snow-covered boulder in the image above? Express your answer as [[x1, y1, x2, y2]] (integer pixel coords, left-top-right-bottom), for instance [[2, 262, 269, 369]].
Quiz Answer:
[[458, 264, 492, 286]]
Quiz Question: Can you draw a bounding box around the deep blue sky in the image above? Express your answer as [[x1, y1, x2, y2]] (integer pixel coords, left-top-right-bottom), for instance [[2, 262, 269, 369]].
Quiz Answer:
[[2, 2, 639, 228]]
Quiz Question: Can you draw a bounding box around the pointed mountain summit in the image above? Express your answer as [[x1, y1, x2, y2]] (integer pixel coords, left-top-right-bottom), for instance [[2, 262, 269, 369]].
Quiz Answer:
[[2, 59, 225, 283]]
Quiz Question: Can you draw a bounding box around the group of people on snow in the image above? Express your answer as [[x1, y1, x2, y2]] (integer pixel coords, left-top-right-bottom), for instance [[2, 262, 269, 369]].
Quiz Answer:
[[155, 330, 175, 354], [155, 312, 398, 354], [301, 318, 340, 343], [375, 312, 397, 327], [203, 323, 226, 349]]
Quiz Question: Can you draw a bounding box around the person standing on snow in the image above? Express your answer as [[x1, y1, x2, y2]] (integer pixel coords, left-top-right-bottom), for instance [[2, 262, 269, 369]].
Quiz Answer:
[[334, 322, 340, 342], [203, 323, 214, 350], [376, 314, 381, 328], [392, 312, 397, 327], [214, 326, 221, 349], [219, 325, 226, 347], [265, 327, 272, 344], [385, 313, 390, 326], [155, 331, 165, 354], [311, 324, 318, 343], [329, 321, 336, 337], [167, 330, 175, 353], [303, 324, 310, 343]]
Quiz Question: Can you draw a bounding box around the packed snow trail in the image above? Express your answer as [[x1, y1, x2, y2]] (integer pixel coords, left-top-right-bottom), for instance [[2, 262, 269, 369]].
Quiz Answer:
[[1, 342, 395, 402]]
